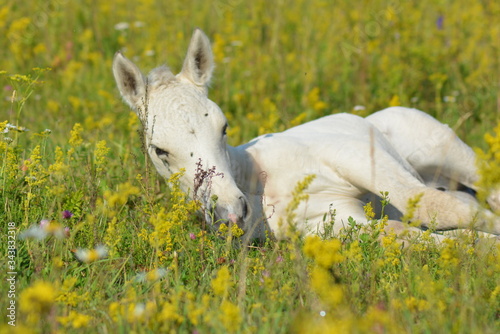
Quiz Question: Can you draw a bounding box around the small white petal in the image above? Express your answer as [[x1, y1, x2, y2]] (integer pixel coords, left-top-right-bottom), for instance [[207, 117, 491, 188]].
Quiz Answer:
[[114, 22, 130, 31], [96, 245, 109, 257], [74, 249, 88, 262], [134, 272, 147, 283], [134, 303, 145, 316], [19, 226, 48, 240]]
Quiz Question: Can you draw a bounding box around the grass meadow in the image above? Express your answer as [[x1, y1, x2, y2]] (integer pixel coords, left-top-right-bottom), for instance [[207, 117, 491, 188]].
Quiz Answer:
[[1, 0, 500, 333]]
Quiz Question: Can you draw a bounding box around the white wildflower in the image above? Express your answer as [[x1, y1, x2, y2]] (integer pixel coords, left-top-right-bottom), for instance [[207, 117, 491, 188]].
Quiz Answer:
[[114, 22, 130, 31], [74, 245, 109, 263]]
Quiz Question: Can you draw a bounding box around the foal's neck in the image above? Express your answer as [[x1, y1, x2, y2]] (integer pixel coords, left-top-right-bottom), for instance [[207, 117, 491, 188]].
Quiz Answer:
[[227, 145, 261, 195]]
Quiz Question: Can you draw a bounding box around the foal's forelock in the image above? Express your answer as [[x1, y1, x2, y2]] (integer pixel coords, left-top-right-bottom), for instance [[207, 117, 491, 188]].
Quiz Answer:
[[148, 66, 176, 88]]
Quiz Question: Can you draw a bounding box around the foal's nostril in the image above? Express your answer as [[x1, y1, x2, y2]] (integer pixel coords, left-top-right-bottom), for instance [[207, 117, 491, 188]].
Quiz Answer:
[[239, 196, 249, 220]]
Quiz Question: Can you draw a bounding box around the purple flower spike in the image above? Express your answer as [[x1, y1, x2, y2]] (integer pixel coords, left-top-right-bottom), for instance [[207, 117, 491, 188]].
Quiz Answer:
[[436, 15, 444, 30], [62, 210, 74, 219]]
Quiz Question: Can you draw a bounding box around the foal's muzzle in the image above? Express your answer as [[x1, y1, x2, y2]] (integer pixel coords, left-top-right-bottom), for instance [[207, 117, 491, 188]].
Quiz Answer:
[[210, 196, 250, 230]]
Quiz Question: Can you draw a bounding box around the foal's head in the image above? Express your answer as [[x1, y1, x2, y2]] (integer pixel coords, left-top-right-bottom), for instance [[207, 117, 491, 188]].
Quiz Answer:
[[113, 29, 254, 237]]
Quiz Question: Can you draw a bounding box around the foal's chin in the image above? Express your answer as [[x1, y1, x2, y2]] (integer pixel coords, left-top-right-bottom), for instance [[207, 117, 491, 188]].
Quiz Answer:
[[203, 204, 268, 244], [207, 204, 245, 229]]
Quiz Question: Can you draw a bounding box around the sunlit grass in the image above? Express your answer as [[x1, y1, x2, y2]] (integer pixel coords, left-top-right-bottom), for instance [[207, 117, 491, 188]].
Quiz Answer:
[[1, 0, 500, 333]]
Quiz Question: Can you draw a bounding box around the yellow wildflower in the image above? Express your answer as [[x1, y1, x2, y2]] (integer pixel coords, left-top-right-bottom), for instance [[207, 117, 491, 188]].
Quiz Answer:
[[48, 146, 68, 176], [280, 174, 316, 239], [0, 120, 8, 132], [364, 202, 375, 220], [303, 235, 344, 268], [159, 301, 183, 324], [389, 95, 401, 106], [475, 121, 500, 205], [211, 266, 232, 297], [69, 123, 83, 147], [57, 311, 91, 329], [219, 223, 229, 234], [230, 223, 245, 238], [20, 281, 56, 317], [94, 140, 110, 173], [24, 145, 47, 188], [305, 87, 328, 112], [404, 296, 430, 312], [310, 266, 344, 308], [219, 300, 242, 332], [104, 182, 140, 208], [104, 217, 121, 257], [145, 268, 168, 282], [290, 112, 307, 126], [344, 240, 363, 262]]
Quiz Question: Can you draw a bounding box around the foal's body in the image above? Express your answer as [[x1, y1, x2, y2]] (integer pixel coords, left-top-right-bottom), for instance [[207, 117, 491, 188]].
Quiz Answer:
[[230, 107, 487, 238], [113, 29, 500, 241]]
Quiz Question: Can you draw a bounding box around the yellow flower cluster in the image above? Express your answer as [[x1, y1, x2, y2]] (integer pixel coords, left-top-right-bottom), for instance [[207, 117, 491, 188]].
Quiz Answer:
[[20, 281, 56, 323], [139, 170, 200, 263], [476, 122, 500, 204], [280, 174, 316, 238], [305, 87, 328, 113], [211, 265, 232, 297], [56, 277, 90, 307], [104, 181, 140, 210], [303, 235, 344, 268], [218, 300, 242, 332], [438, 238, 460, 276], [108, 299, 157, 324], [3, 1, 500, 332], [24, 145, 47, 189], [94, 140, 110, 173], [57, 311, 92, 329], [48, 146, 68, 176], [0, 130, 19, 181], [68, 123, 84, 147], [303, 235, 345, 310], [104, 217, 121, 257], [218, 222, 245, 239]]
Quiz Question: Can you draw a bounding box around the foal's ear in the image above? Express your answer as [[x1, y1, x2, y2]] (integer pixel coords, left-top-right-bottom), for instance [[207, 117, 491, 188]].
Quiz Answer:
[[112, 52, 147, 110], [179, 28, 214, 89]]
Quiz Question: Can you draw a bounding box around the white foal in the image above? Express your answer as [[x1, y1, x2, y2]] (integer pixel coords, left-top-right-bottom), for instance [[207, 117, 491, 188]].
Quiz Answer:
[[113, 29, 500, 242]]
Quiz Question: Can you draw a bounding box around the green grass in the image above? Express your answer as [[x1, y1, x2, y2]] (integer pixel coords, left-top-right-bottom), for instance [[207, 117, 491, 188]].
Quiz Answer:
[[1, 0, 500, 333]]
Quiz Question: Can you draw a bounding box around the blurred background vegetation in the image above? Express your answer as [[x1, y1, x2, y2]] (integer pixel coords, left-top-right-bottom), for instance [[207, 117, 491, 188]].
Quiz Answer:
[[1, 1, 500, 333], [2, 0, 499, 150]]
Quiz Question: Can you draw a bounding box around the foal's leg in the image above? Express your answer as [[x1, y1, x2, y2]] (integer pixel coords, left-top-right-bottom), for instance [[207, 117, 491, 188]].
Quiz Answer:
[[393, 179, 500, 235], [331, 136, 500, 235], [367, 107, 500, 213], [366, 107, 478, 189]]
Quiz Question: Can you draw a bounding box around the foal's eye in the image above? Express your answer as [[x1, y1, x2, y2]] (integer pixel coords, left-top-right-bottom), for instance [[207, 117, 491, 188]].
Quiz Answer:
[[154, 146, 170, 159], [222, 123, 228, 137]]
